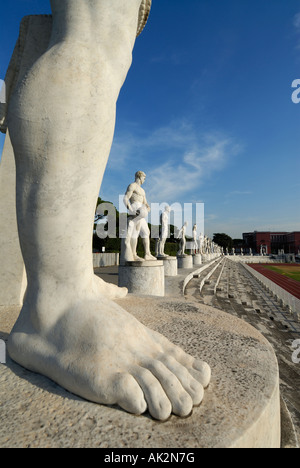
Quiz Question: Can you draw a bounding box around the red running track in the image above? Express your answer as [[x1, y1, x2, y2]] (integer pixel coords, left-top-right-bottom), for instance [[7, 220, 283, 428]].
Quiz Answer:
[[248, 264, 300, 300]]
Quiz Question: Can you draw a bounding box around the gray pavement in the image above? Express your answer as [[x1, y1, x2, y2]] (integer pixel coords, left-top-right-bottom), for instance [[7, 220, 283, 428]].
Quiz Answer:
[[185, 258, 300, 446]]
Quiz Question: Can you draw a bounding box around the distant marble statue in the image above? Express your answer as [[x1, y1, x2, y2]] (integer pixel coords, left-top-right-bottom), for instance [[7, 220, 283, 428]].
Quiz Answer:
[[205, 236, 212, 254], [156, 205, 171, 257], [203, 236, 207, 254], [206, 236, 211, 254], [177, 222, 188, 256], [198, 233, 204, 254], [192, 224, 198, 254], [123, 171, 156, 262], [4, 0, 210, 422]]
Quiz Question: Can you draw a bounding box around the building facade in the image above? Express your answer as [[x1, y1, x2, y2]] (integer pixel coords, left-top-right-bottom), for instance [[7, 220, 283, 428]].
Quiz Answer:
[[243, 231, 300, 255]]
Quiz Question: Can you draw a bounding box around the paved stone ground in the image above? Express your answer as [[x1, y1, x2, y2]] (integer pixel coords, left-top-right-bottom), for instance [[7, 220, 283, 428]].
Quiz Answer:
[[185, 258, 300, 446]]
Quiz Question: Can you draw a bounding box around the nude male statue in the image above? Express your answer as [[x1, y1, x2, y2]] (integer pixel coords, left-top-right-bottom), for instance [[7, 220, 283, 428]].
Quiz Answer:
[[157, 205, 171, 257], [123, 171, 156, 262], [5, 0, 210, 421], [177, 222, 188, 256], [199, 232, 204, 255], [192, 224, 198, 254]]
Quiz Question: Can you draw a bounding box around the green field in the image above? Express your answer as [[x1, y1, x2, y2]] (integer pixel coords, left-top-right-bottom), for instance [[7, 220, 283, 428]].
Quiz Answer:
[[263, 265, 300, 283]]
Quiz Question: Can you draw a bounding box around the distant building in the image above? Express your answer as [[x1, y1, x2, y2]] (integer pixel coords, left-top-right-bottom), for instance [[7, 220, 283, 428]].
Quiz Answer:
[[243, 231, 300, 255]]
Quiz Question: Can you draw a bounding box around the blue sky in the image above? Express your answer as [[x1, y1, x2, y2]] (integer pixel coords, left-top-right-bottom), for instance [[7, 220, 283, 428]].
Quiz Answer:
[[1, 0, 300, 238]]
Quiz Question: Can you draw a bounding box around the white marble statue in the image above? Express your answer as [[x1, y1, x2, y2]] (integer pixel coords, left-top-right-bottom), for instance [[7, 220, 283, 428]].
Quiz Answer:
[[203, 235, 208, 254], [198, 233, 204, 255], [4, 0, 210, 422], [123, 171, 156, 262], [192, 224, 198, 254], [177, 222, 188, 256], [156, 205, 171, 257]]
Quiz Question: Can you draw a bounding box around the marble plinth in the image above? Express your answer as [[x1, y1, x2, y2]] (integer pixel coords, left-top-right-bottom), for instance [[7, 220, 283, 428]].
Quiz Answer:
[[177, 255, 193, 269], [193, 254, 202, 266], [0, 296, 282, 448], [118, 260, 165, 297], [157, 256, 178, 277], [201, 254, 211, 263]]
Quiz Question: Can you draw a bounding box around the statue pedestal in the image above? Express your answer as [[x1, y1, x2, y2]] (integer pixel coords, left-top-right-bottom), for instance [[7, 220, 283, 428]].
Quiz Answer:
[[157, 256, 177, 277], [193, 254, 202, 266], [118, 260, 165, 297], [202, 254, 210, 263], [177, 255, 193, 269]]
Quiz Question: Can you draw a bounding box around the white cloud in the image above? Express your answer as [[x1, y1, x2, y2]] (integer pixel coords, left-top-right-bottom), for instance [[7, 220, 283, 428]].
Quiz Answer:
[[146, 125, 241, 203], [294, 12, 300, 29], [147, 141, 229, 202], [105, 119, 241, 206], [293, 12, 300, 49], [228, 190, 252, 196]]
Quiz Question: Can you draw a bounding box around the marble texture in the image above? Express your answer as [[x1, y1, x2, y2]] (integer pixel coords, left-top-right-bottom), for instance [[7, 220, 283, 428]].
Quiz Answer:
[[193, 254, 202, 266], [156, 206, 171, 257], [177, 222, 188, 256], [118, 261, 165, 297], [177, 255, 193, 269], [0, 294, 281, 448], [0, 132, 27, 306], [161, 256, 178, 277], [122, 171, 157, 262]]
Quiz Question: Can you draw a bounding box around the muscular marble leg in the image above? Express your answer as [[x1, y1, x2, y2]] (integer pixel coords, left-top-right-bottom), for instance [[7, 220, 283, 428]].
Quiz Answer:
[[7, 0, 211, 420]]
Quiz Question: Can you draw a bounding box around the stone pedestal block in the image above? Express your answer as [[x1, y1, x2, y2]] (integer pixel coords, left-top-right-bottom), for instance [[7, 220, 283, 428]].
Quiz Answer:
[[118, 260, 164, 297], [193, 254, 202, 266], [158, 256, 177, 277], [177, 255, 193, 269], [202, 254, 210, 263]]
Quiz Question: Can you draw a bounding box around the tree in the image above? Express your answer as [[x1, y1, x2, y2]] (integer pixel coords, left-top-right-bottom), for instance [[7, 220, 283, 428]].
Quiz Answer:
[[213, 233, 233, 251], [233, 239, 245, 248]]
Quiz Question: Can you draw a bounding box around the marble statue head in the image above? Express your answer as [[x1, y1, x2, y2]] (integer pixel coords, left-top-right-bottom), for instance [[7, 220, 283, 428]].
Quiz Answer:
[[135, 171, 146, 184]]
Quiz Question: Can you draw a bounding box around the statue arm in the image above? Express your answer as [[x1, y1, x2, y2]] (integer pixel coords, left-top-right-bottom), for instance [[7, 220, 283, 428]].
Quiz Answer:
[[123, 184, 135, 213], [143, 193, 151, 212]]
